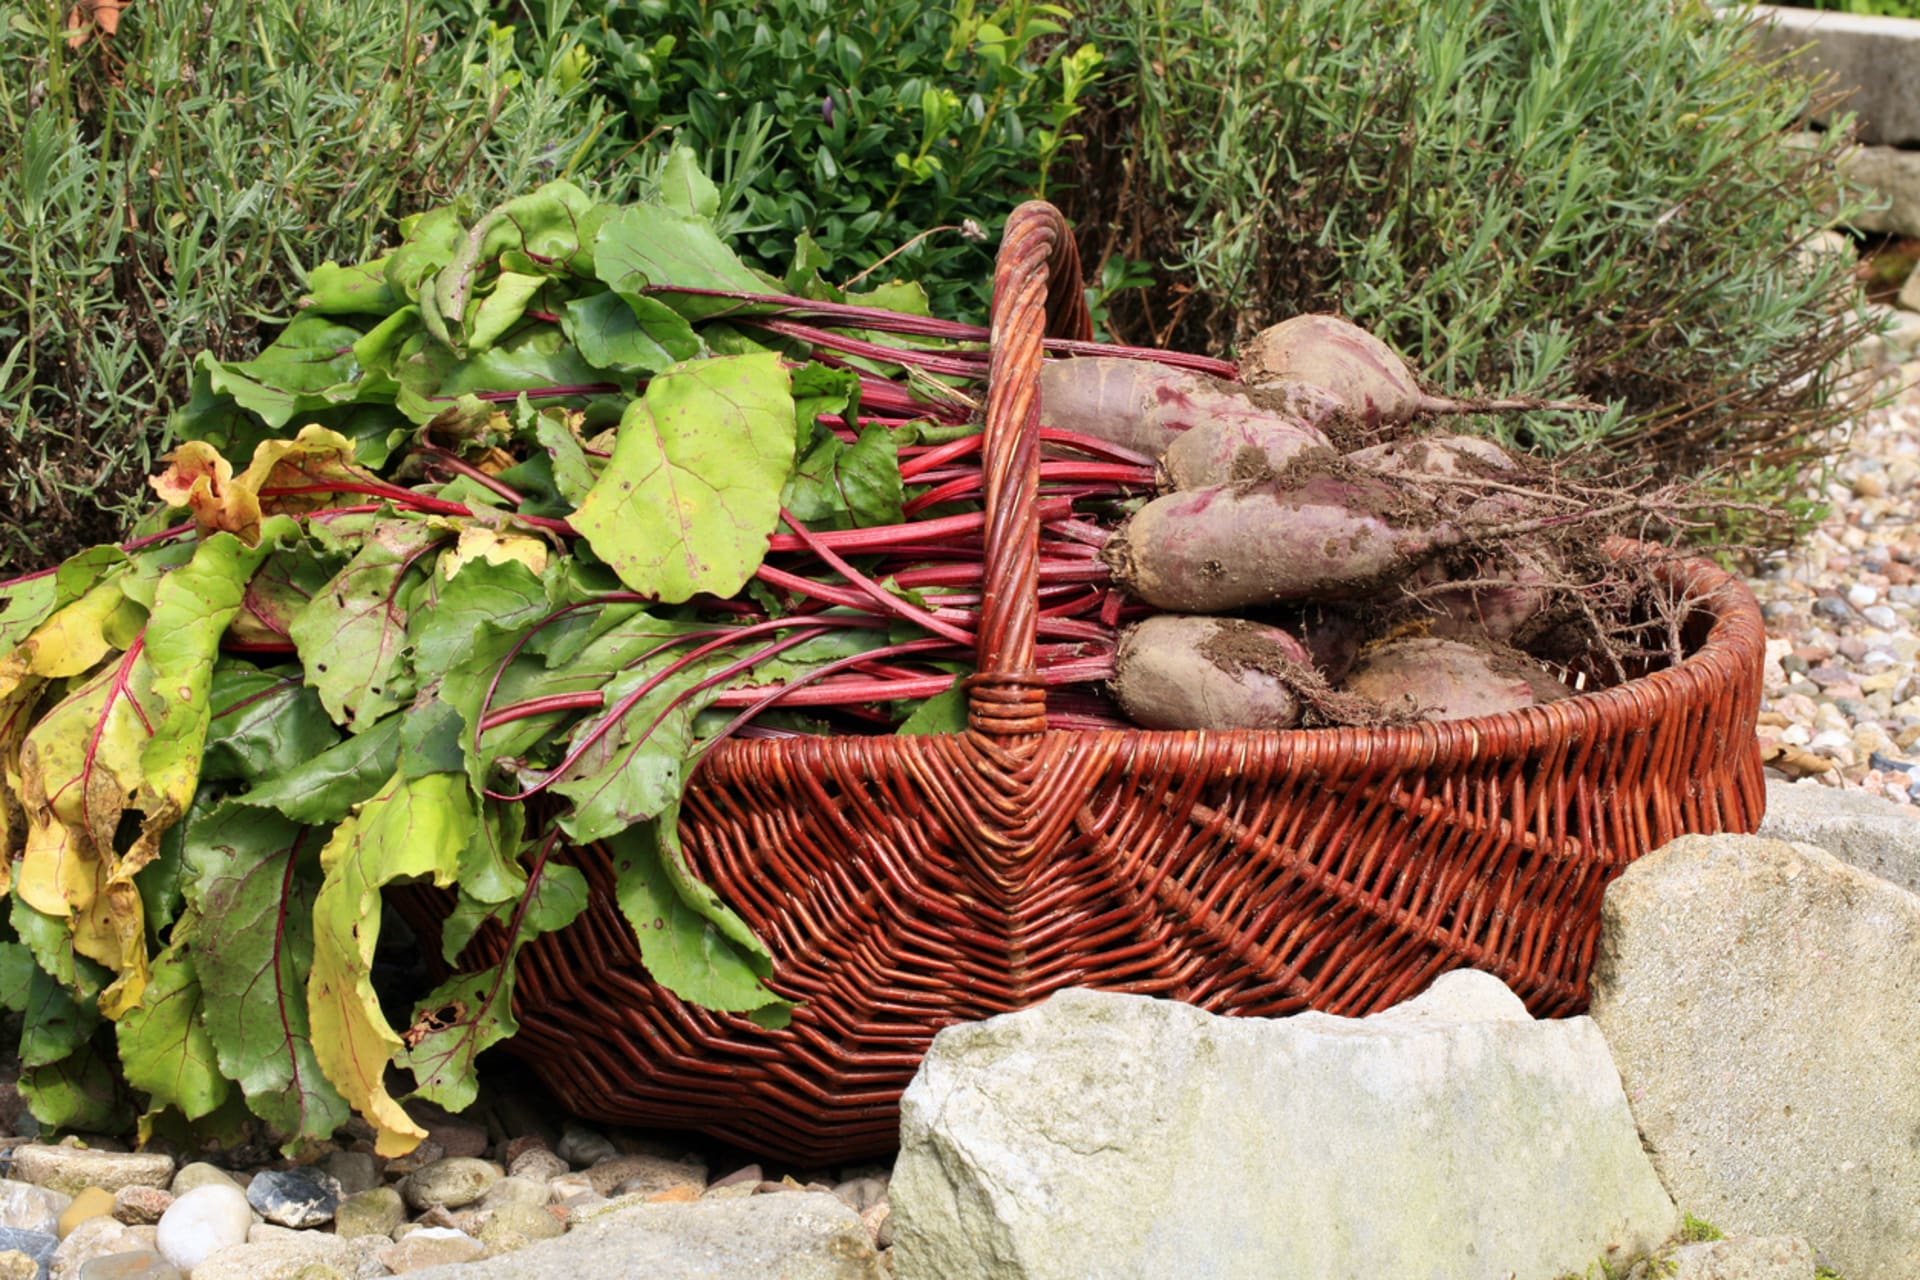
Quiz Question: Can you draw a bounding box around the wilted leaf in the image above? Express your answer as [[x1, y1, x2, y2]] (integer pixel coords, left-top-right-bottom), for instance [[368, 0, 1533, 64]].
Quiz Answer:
[[308, 770, 474, 1154], [570, 354, 795, 602]]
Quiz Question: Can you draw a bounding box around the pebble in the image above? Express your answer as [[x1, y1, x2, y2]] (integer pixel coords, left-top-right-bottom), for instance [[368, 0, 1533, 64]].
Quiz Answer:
[[75, 1251, 179, 1280], [332, 1187, 405, 1240], [0, 1229, 57, 1275], [399, 1159, 499, 1211], [166, 1165, 240, 1198], [0, 1252, 35, 1280], [109, 1187, 170, 1228], [51, 1216, 136, 1279], [153, 1184, 252, 1274], [58, 1189, 115, 1239], [506, 1150, 566, 1184], [1747, 373, 1920, 809], [375, 1227, 484, 1274], [476, 1202, 564, 1252], [554, 1126, 616, 1170], [583, 1154, 705, 1198], [316, 1153, 377, 1200], [245, 1170, 340, 1229], [14, 1150, 174, 1200], [0, 1181, 64, 1234]]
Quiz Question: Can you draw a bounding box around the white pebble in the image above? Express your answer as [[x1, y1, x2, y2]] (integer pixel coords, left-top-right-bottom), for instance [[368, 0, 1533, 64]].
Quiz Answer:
[[1864, 605, 1901, 630], [156, 1183, 253, 1272], [1849, 583, 1880, 608], [1809, 728, 1854, 754]]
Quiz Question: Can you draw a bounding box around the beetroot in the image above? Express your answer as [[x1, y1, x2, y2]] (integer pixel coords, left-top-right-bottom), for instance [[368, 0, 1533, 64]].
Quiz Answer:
[[1157, 412, 1333, 491], [1112, 615, 1310, 730], [1040, 357, 1324, 461], [1347, 433, 1517, 478], [1343, 637, 1572, 721], [1102, 468, 1449, 613], [1238, 315, 1596, 427]]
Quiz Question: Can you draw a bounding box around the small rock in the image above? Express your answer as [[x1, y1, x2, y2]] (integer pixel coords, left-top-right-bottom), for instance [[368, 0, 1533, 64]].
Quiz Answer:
[[499, 1138, 549, 1169], [1629, 1233, 1815, 1279], [475, 1203, 563, 1253], [108, 1188, 170, 1229], [421, 1122, 487, 1163], [284, 1267, 348, 1280], [833, 1177, 888, 1214], [400, 1159, 499, 1212], [1814, 595, 1854, 624], [862, 1202, 892, 1250], [166, 1166, 240, 1198], [1865, 605, 1902, 631], [187, 1234, 372, 1280], [1849, 582, 1880, 608], [0, 1251, 36, 1280], [474, 1178, 548, 1213], [542, 1173, 597, 1210], [332, 1187, 405, 1241], [583, 1155, 704, 1198], [75, 1250, 180, 1280], [0, 1181, 65, 1234], [505, 1150, 565, 1185], [56, 1189, 115, 1241], [408, 1193, 880, 1280], [154, 1184, 252, 1274], [553, 1127, 615, 1170], [0, 1230, 58, 1276], [13, 1151, 173, 1200], [245, 1169, 340, 1229], [375, 1227, 484, 1274], [641, 1186, 699, 1205], [316, 1153, 377, 1200], [50, 1216, 135, 1280], [381, 1142, 444, 1180]]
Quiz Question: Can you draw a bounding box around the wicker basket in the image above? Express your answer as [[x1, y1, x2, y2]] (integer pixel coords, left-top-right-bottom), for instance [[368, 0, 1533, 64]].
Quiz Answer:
[[397, 201, 1766, 1165]]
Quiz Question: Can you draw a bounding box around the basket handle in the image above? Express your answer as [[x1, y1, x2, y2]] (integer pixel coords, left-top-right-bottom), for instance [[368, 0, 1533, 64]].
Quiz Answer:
[[965, 201, 1093, 737]]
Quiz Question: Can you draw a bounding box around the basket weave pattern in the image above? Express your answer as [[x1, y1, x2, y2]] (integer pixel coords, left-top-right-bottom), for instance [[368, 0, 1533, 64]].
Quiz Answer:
[[403, 203, 1766, 1164]]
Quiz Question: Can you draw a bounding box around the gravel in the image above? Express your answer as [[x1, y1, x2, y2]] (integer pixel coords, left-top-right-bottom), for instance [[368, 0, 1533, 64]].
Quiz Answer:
[[1747, 370, 1920, 812]]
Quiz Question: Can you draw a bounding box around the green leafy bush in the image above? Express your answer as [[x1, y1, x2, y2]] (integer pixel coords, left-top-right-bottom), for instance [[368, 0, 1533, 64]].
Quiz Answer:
[[1061, 0, 1877, 526], [0, 0, 637, 578], [458, 0, 1103, 319]]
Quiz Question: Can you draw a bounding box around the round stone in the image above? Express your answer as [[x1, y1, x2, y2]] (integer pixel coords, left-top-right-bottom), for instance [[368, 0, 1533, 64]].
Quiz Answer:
[[110, 1186, 172, 1228], [153, 1184, 252, 1274], [58, 1187, 116, 1238], [12, 1148, 174, 1199], [400, 1159, 500, 1211], [332, 1188, 405, 1241]]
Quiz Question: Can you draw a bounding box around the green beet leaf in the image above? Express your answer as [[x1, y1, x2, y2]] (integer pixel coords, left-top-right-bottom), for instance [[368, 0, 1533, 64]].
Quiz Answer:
[[570, 353, 795, 603], [561, 290, 703, 376], [201, 663, 341, 785], [402, 852, 588, 1112], [301, 257, 399, 316], [116, 942, 230, 1123], [181, 802, 349, 1146], [595, 204, 768, 320], [230, 713, 401, 827], [408, 555, 553, 685], [609, 808, 789, 1023], [197, 315, 390, 428], [288, 519, 447, 729], [0, 942, 33, 1013], [439, 860, 588, 965], [21, 1037, 127, 1134], [782, 423, 905, 530]]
